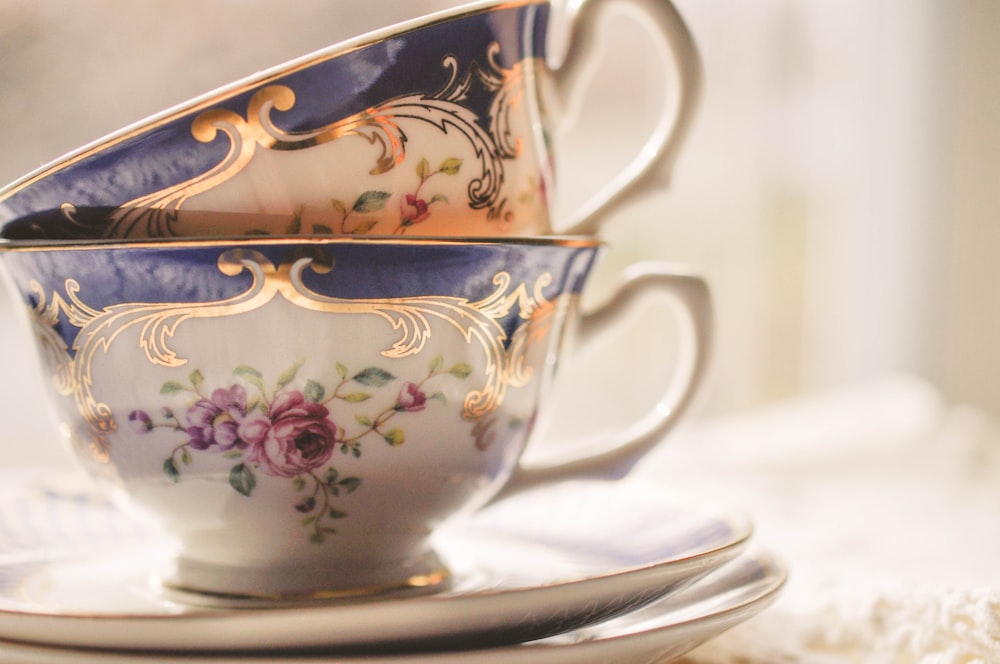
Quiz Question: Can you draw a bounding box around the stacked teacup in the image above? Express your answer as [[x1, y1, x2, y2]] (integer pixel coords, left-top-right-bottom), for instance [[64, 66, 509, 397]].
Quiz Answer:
[[0, 0, 755, 652]]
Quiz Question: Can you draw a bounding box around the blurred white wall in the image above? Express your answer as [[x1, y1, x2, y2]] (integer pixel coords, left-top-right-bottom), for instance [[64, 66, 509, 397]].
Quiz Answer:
[[0, 0, 996, 466], [933, 1, 1000, 418]]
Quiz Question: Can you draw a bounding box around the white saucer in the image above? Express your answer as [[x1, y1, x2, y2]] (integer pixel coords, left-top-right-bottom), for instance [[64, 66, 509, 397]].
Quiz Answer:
[[0, 550, 786, 663], [0, 475, 752, 654]]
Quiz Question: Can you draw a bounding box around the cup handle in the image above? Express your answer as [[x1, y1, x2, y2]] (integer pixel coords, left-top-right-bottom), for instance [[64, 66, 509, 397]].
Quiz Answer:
[[549, 0, 702, 235], [491, 262, 713, 501]]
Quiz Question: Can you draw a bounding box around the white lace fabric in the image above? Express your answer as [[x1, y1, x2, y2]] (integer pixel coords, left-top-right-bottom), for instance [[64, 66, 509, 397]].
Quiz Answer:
[[638, 375, 1000, 663]]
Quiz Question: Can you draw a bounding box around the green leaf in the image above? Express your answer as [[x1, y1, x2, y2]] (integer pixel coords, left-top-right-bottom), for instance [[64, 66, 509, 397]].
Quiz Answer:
[[351, 446, 361, 459], [160, 381, 185, 395], [416, 157, 431, 180], [235, 365, 263, 379], [336, 362, 348, 379], [449, 363, 474, 379], [309, 532, 326, 544], [276, 359, 305, 389], [285, 212, 302, 235], [301, 515, 318, 526], [353, 190, 391, 213], [304, 380, 325, 403], [189, 369, 204, 387], [439, 158, 462, 175], [163, 458, 180, 483], [355, 414, 373, 427], [292, 476, 306, 491], [324, 466, 339, 484], [245, 229, 270, 236], [328, 508, 348, 519], [338, 477, 362, 494], [342, 392, 372, 403], [234, 365, 265, 391], [430, 392, 447, 404], [429, 354, 444, 373], [311, 224, 333, 235], [229, 463, 256, 497], [384, 429, 405, 446], [430, 193, 448, 204], [349, 220, 378, 235], [180, 448, 192, 466], [352, 367, 396, 387], [330, 199, 347, 215]]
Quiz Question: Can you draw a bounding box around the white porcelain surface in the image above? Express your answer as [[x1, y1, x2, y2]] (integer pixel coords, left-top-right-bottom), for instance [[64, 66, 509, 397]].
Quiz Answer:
[[0, 475, 751, 653]]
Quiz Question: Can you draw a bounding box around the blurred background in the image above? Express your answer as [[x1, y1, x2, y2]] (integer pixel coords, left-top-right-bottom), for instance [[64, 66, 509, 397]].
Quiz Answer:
[[0, 0, 997, 466]]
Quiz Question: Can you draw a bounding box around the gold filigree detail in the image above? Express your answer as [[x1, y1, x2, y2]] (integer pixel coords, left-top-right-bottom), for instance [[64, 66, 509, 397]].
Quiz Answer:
[[473, 43, 529, 162], [29, 250, 561, 454], [28, 283, 77, 397], [103, 47, 534, 238], [284, 262, 553, 419]]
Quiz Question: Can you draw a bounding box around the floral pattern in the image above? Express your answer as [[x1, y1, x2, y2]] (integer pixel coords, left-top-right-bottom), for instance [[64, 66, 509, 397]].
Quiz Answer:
[[257, 156, 464, 237], [130, 355, 472, 544]]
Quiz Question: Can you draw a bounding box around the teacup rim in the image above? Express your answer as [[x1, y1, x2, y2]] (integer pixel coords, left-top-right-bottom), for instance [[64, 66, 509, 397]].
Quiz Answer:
[[0, 0, 544, 208], [0, 233, 603, 254]]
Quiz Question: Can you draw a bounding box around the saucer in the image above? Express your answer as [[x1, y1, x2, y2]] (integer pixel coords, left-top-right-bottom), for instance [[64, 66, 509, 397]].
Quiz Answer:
[[0, 549, 786, 663], [0, 475, 752, 653]]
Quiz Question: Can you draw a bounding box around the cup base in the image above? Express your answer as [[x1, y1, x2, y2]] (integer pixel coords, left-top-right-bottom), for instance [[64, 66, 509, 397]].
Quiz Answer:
[[156, 549, 451, 608]]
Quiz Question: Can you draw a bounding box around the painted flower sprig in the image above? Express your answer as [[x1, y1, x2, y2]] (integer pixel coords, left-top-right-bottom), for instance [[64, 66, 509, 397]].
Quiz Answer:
[[128, 355, 472, 543], [394, 156, 462, 234]]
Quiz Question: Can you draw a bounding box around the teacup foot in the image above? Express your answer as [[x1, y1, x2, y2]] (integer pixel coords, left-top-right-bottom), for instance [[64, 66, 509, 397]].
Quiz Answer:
[[157, 549, 451, 608]]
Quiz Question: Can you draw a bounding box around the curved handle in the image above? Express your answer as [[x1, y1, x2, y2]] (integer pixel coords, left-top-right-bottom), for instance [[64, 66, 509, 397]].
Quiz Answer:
[[492, 262, 713, 500], [549, 0, 703, 236]]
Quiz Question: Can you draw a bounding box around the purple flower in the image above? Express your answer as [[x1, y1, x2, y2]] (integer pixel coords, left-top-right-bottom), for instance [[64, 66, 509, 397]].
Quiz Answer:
[[396, 382, 427, 412], [244, 391, 337, 478], [128, 410, 153, 434], [185, 385, 251, 451]]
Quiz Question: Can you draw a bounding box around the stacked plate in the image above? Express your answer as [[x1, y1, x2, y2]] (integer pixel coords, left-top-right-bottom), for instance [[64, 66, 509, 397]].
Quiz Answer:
[[0, 474, 784, 662]]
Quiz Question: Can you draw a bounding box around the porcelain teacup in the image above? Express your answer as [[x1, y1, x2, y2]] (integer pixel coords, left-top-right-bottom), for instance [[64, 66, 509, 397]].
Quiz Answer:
[[0, 0, 700, 241], [0, 234, 710, 601]]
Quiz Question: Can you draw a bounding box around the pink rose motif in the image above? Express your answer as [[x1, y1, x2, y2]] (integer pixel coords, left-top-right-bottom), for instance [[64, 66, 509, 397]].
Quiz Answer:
[[242, 391, 337, 478], [399, 194, 431, 227], [396, 382, 427, 413], [185, 385, 251, 450]]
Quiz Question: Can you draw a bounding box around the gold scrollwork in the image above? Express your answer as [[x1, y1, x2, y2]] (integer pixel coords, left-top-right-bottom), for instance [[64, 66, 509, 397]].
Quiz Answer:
[[28, 250, 561, 456], [103, 47, 535, 238]]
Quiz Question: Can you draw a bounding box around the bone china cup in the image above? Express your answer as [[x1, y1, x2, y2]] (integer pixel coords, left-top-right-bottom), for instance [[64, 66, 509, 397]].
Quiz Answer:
[[0, 0, 700, 242], [0, 236, 710, 600]]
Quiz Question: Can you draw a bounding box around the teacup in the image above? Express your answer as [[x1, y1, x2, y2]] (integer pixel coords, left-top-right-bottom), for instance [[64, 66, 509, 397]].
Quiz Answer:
[[0, 234, 710, 601], [0, 0, 700, 241]]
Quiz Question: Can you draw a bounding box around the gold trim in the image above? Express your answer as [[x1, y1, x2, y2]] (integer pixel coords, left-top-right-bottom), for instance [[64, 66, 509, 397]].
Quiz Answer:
[[0, 234, 601, 253], [106, 44, 536, 237], [160, 567, 451, 605], [0, 0, 547, 207], [29, 249, 568, 454]]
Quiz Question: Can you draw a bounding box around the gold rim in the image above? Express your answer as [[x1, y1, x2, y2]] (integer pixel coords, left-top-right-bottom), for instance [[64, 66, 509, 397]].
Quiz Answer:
[[0, 233, 602, 253], [159, 567, 451, 606]]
